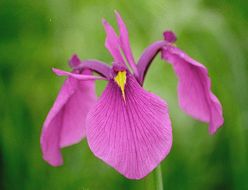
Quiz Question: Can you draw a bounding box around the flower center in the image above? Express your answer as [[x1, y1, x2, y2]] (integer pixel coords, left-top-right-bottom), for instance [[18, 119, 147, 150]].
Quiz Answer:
[[114, 71, 127, 101]]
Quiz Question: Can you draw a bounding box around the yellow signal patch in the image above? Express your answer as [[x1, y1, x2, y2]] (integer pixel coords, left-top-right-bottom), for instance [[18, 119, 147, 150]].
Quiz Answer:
[[114, 71, 127, 101]]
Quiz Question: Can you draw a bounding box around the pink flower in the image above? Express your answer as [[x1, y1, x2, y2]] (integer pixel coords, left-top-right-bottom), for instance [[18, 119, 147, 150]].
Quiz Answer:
[[41, 11, 223, 179]]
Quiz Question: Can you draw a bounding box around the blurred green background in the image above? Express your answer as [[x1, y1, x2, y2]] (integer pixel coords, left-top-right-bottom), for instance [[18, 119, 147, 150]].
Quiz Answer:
[[1, 0, 248, 189]]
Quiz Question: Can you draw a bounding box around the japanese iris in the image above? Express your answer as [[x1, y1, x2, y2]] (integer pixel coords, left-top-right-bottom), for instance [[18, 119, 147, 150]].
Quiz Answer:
[[40, 11, 224, 179]]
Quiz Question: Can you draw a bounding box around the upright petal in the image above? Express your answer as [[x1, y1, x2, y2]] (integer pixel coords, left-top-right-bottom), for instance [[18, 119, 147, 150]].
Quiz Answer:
[[86, 73, 172, 179], [102, 19, 125, 66], [115, 11, 138, 75], [40, 70, 97, 166], [162, 45, 224, 134]]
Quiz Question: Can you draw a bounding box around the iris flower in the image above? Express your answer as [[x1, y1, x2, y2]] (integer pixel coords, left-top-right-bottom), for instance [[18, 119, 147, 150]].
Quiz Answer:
[[41, 11, 223, 179]]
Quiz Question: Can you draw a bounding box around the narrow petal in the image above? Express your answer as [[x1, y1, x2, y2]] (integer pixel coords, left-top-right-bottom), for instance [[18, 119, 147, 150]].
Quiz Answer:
[[115, 11, 138, 75], [102, 19, 125, 66], [162, 45, 224, 134], [136, 41, 167, 85], [86, 73, 172, 179], [52, 68, 107, 81], [41, 70, 97, 166]]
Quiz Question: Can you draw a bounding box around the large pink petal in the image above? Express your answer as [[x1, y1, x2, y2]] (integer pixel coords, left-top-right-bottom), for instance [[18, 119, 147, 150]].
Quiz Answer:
[[162, 45, 224, 134], [115, 11, 137, 75], [40, 70, 97, 166], [86, 73, 172, 179], [102, 19, 125, 66]]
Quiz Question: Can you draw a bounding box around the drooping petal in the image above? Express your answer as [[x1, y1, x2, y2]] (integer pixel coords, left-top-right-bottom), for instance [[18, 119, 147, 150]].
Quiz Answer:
[[40, 70, 97, 166], [52, 68, 107, 81], [86, 73, 172, 179], [102, 19, 125, 66], [115, 11, 138, 75], [162, 45, 224, 134], [136, 41, 167, 85]]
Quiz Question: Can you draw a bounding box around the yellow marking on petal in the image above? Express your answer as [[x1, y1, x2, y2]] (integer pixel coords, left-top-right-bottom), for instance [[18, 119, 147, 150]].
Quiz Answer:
[[114, 71, 126, 101]]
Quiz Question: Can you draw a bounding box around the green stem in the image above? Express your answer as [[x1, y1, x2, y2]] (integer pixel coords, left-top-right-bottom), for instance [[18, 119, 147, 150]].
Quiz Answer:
[[145, 164, 164, 190], [155, 165, 164, 190]]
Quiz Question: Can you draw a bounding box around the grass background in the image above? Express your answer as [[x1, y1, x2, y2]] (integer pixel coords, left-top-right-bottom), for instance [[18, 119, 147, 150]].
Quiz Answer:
[[0, 0, 248, 189]]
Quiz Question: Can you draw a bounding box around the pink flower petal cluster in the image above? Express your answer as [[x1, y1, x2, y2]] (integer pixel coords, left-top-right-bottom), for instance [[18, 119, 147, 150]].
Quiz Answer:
[[40, 11, 224, 179]]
